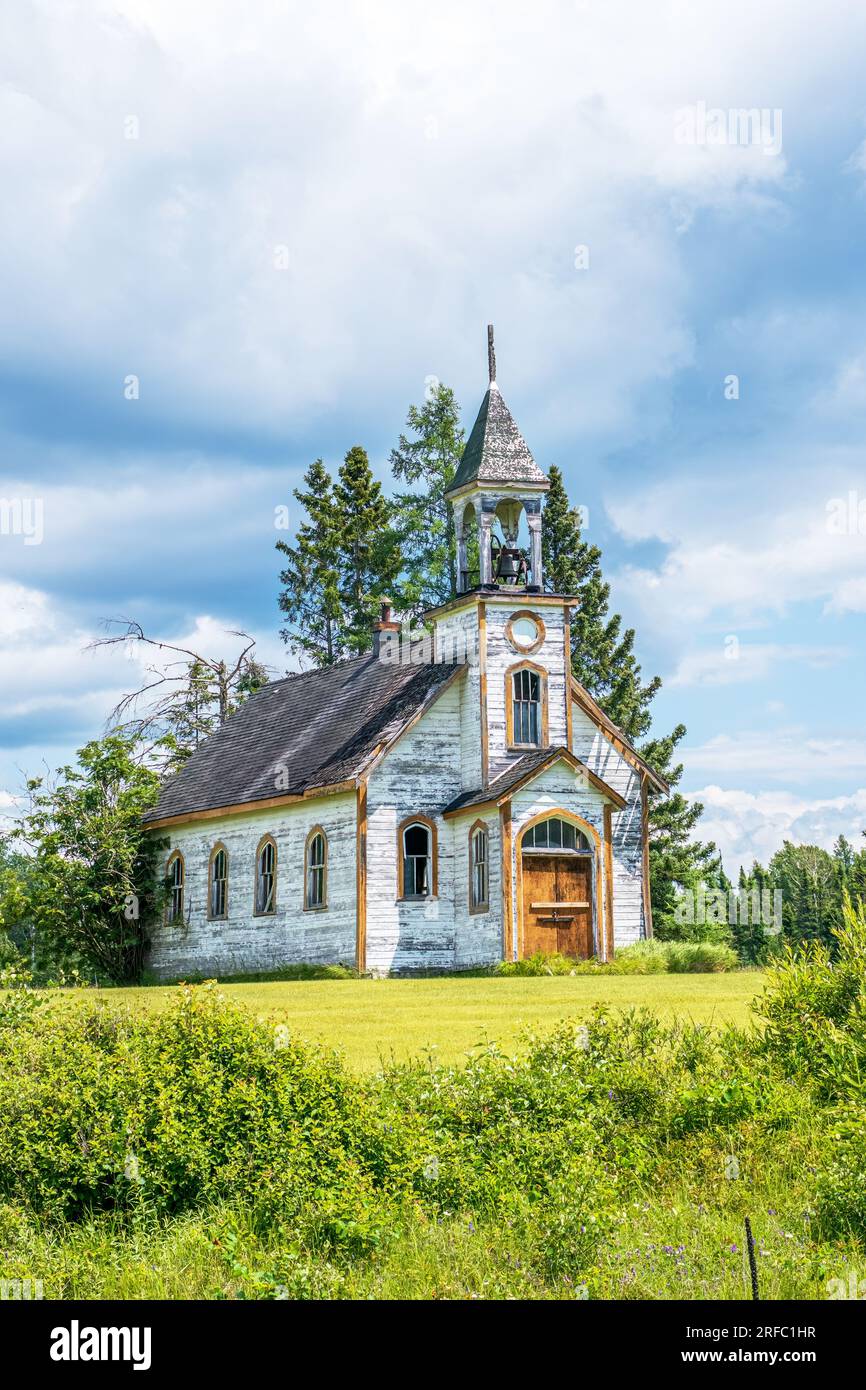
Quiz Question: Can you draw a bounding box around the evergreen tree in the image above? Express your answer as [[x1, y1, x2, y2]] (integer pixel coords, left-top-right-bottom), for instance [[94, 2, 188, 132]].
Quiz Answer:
[[389, 384, 465, 612], [277, 458, 345, 666], [541, 463, 719, 936], [335, 445, 401, 654]]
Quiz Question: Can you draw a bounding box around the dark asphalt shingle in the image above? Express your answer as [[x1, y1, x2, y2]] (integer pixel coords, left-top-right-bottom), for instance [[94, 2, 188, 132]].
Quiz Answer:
[[449, 386, 548, 492], [144, 655, 465, 823]]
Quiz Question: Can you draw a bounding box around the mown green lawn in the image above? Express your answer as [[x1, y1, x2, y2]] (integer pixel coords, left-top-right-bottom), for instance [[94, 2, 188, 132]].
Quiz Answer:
[[56, 972, 764, 1071]]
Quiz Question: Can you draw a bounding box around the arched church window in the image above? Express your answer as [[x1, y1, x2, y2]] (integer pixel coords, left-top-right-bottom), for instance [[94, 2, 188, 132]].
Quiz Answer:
[[208, 844, 228, 919], [166, 851, 185, 923], [522, 817, 591, 854], [398, 816, 438, 899], [255, 835, 277, 915], [507, 662, 548, 748], [470, 822, 489, 912], [305, 829, 327, 910]]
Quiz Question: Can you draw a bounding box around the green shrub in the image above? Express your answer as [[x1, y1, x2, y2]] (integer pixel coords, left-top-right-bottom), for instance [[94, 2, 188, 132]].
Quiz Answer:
[[495, 940, 737, 977]]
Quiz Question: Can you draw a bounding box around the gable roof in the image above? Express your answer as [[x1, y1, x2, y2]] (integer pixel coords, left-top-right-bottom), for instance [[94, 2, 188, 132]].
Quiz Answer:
[[443, 746, 626, 817], [447, 385, 548, 494], [570, 678, 670, 795], [143, 656, 465, 828]]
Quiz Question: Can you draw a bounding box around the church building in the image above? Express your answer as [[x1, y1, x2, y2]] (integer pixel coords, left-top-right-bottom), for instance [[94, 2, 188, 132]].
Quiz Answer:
[[143, 330, 668, 978]]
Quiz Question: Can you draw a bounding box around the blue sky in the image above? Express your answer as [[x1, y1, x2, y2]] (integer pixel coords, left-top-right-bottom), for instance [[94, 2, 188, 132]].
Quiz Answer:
[[1, 0, 865, 872]]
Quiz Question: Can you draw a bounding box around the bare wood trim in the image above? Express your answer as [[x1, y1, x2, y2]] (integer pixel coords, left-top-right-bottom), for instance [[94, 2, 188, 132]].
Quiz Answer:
[[355, 782, 367, 973], [500, 799, 513, 960], [515, 808, 603, 961], [479, 600, 489, 788], [468, 817, 490, 915], [206, 841, 229, 920], [531, 900, 590, 909], [145, 779, 357, 831], [641, 773, 654, 939], [303, 824, 328, 912], [570, 679, 669, 794], [603, 804, 615, 962], [505, 658, 549, 751], [504, 609, 546, 657], [564, 610, 573, 752], [423, 591, 570, 622], [396, 813, 439, 900], [253, 832, 277, 917]]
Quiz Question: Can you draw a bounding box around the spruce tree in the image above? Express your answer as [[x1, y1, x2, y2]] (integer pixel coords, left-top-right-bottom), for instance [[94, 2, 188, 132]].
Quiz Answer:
[[335, 445, 401, 654], [541, 463, 719, 935], [277, 458, 345, 666], [389, 383, 465, 612]]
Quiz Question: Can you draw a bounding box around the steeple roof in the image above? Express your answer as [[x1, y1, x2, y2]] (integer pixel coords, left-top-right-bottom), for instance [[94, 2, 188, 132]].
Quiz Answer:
[[447, 326, 549, 494]]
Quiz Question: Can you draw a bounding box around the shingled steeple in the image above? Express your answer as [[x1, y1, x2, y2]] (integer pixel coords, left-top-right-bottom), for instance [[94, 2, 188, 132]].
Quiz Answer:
[[448, 326, 548, 494], [446, 326, 549, 592]]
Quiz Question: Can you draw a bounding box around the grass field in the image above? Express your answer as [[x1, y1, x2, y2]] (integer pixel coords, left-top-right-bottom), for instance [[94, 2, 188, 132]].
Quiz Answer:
[[56, 972, 764, 1070]]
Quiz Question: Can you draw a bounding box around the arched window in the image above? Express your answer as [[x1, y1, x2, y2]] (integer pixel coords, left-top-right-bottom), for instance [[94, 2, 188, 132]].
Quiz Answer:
[[470, 821, 489, 912], [208, 844, 228, 919], [506, 661, 548, 749], [398, 816, 438, 899], [255, 836, 277, 915], [305, 828, 327, 910], [522, 817, 591, 853], [166, 851, 185, 922]]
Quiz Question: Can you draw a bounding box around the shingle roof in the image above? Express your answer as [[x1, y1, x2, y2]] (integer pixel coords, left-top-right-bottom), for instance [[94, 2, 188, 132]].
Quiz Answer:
[[444, 746, 626, 815], [144, 655, 465, 824], [448, 385, 548, 494]]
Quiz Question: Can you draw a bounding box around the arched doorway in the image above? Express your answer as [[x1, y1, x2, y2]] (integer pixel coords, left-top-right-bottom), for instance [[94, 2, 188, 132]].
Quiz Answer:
[[517, 812, 599, 959]]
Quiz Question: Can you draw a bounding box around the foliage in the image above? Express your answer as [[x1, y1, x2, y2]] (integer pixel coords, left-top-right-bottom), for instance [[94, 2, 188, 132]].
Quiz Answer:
[[1, 951, 862, 1297], [335, 445, 401, 655], [89, 621, 269, 773], [277, 458, 346, 666], [5, 735, 164, 984], [389, 382, 465, 612], [495, 941, 738, 977]]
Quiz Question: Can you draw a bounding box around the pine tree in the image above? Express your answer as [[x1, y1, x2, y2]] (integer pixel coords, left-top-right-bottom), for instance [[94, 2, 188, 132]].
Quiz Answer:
[[541, 463, 719, 935], [277, 459, 345, 666], [335, 445, 401, 654], [389, 384, 465, 612]]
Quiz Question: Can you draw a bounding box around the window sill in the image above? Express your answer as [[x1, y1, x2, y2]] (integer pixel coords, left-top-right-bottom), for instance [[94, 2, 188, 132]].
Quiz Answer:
[[398, 895, 437, 903], [303, 904, 329, 914]]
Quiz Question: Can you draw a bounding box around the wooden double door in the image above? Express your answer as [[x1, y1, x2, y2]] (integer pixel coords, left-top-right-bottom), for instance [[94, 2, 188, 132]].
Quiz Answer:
[[521, 853, 593, 959]]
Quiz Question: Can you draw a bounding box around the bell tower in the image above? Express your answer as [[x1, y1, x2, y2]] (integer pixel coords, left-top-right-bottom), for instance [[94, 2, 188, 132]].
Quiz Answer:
[[446, 325, 549, 593]]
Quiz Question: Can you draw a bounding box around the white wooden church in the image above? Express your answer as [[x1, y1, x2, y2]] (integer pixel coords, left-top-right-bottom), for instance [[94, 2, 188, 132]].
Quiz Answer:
[[144, 330, 667, 978]]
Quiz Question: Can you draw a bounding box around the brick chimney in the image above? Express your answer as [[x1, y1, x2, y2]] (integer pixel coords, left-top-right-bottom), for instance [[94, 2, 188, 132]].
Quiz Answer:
[[372, 600, 401, 657]]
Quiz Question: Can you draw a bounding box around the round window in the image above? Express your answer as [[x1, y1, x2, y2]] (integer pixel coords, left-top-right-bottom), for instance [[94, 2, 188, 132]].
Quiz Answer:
[[510, 615, 539, 649]]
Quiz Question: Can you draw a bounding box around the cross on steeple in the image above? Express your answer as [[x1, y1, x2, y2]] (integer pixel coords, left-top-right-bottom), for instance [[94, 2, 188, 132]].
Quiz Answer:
[[487, 323, 496, 385]]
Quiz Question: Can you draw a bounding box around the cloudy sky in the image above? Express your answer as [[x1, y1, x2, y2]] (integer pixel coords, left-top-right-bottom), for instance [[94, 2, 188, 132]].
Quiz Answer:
[[1, 0, 865, 872]]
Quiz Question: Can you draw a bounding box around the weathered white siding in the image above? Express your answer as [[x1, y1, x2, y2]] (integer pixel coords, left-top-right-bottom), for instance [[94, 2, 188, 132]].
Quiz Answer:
[[451, 810, 502, 968], [570, 704, 646, 947], [434, 603, 482, 792], [365, 678, 464, 975], [147, 792, 357, 980], [484, 600, 568, 775]]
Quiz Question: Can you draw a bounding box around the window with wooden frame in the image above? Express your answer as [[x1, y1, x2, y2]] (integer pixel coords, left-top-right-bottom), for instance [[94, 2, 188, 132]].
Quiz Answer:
[[397, 815, 438, 900], [304, 828, 327, 910], [208, 844, 228, 919], [506, 661, 548, 749], [522, 816, 591, 854], [166, 851, 185, 923], [470, 821, 489, 913], [254, 835, 277, 915]]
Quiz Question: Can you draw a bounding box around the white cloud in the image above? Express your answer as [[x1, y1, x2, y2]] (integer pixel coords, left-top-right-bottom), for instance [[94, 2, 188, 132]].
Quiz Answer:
[[684, 726, 866, 781], [0, 0, 807, 446], [691, 783, 866, 874], [668, 642, 845, 687]]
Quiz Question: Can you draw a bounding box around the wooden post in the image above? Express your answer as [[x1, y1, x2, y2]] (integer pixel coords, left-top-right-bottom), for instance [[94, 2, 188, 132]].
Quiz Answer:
[[355, 781, 368, 973]]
